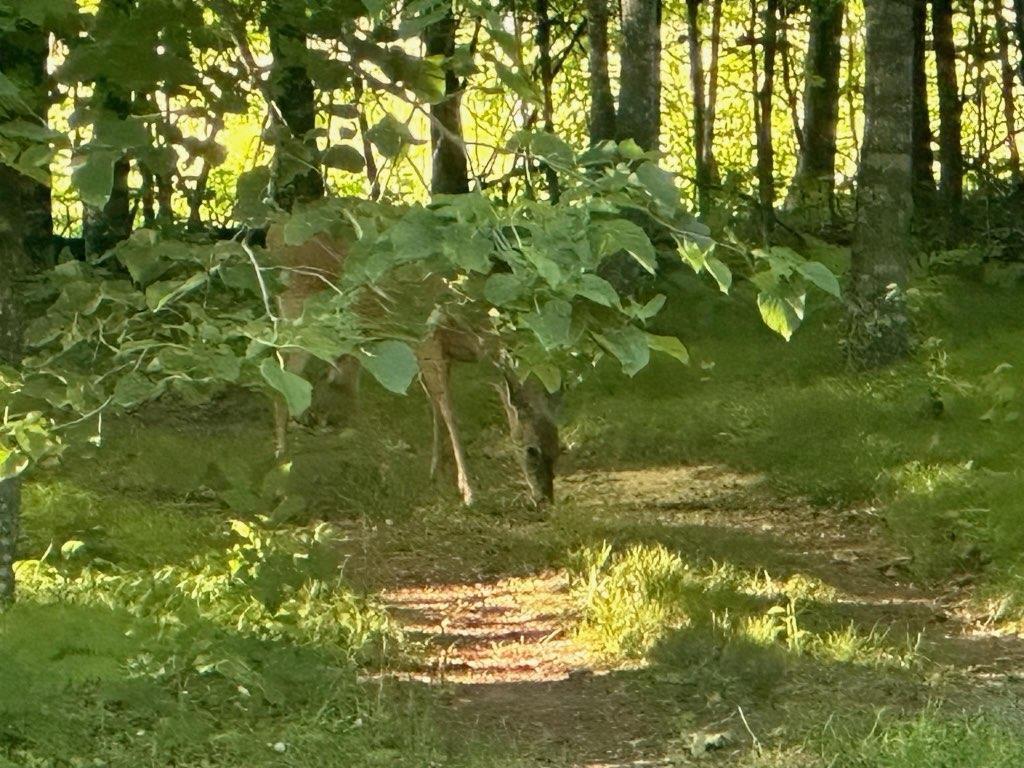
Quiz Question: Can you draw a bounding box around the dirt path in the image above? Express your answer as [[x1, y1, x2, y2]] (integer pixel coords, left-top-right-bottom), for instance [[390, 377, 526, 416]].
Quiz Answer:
[[375, 465, 1024, 766]]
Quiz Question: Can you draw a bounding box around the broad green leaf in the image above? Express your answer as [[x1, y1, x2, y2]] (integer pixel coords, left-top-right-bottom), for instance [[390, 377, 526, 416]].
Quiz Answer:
[[646, 334, 689, 364], [322, 144, 365, 172], [70, 148, 120, 207], [595, 325, 650, 376], [591, 219, 657, 274], [367, 115, 422, 158], [757, 291, 801, 341], [797, 261, 842, 298], [525, 299, 573, 349], [359, 340, 418, 394], [260, 358, 313, 417], [531, 131, 574, 168], [576, 274, 621, 308], [705, 255, 732, 293], [634, 162, 680, 209], [484, 273, 525, 306]]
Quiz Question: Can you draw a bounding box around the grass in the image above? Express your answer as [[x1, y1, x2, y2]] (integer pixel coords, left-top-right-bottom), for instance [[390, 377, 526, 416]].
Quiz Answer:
[[6, 272, 1024, 765]]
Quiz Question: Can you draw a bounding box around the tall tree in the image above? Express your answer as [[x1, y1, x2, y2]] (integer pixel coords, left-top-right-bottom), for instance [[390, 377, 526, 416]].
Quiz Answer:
[[536, 0, 560, 200], [0, 17, 51, 266], [704, 0, 723, 184], [586, 0, 617, 144], [1014, 0, 1024, 84], [847, 0, 914, 367], [0, 225, 20, 603], [266, 0, 324, 209], [932, 0, 963, 217], [82, 0, 134, 257], [686, 0, 712, 216], [425, 8, 470, 195], [994, 0, 1022, 180], [617, 0, 661, 150], [785, 0, 844, 225], [754, 0, 779, 230], [911, 0, 936, 208]]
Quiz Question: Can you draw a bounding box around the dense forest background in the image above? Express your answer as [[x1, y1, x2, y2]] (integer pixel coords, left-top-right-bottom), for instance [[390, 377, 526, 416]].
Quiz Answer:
[[5, 1, 1024, 766]]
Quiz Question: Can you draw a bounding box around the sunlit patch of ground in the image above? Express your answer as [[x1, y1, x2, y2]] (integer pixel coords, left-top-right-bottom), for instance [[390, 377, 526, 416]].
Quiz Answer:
[[370, 463, 1024, 766]]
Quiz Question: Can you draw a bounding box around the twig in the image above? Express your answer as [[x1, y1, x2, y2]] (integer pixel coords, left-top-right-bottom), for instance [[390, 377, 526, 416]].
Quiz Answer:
[[737, 706, 762, 754]]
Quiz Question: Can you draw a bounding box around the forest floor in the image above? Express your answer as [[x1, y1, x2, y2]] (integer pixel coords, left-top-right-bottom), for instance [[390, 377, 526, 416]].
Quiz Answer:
[[8, 278, 1024, 766], [342, 464, 1024, 766]]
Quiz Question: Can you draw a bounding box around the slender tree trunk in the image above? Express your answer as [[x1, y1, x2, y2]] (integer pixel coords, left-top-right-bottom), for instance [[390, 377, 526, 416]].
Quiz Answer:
[[266, 0, 324, 209], [617, 0, 661, 150], [686, 0, 711, 216], [586, 0, 617, 144], [912, 0, 936, 209], [0, 473, 18, 605], [425, 8, 470, 195], [786, 0, 844, 225], [1014, 0, 1024, 84], [704, 0, 723, 183], [755, 0, 779, 230], [353, 77, 381, 200], [932, 0, 964, 216], [994, 0, 1022, 180], [847, 0, 915, 368], [535, 0, 560, 200]]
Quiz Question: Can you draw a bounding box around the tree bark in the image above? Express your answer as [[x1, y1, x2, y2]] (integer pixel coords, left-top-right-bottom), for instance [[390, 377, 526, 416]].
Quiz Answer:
[[912, 0, 936, 208], [535, 0, 560, 200], [932, 0, 963, 216], [686, 0, 711, 216], [755, 0, 779, 228], [1014, 0, 1024, 85], [617, 0, 661, 151], [266, 0, 324, 209], [994, 0, 1022, 180], [847, 0, 914, 368], [586, 0, 617, 144], [785, 0, 844, 225], [0, 476, 19, 605], [704, 0, 723, 183], [0, 17, 53, 266], [425, 8, 470, 195]]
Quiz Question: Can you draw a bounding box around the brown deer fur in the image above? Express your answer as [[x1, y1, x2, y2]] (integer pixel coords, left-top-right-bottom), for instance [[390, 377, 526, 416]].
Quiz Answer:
[[265, 224, 559, 505]]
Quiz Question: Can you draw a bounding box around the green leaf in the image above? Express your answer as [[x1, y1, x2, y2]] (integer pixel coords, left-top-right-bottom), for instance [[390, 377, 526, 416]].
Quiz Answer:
[[634, 162, 680, 209], [525, 299, 573, 349], [591, 219, 657, 274], [531, 131, 574, 168], [260, 358, 313, 417], [494, 62, 540, 103], [635, 294, 666, 320], [70, 148, 120, 207], [367, 115, 422, 158], [757, 291, 801, 341], [358, 340, 418, 394], [705, 255, 732, 294], [576, 274, 621, 308], [529, 363, 562, 393], [646, 334, 689, 365], [322, 144, 365, 172], [595, 325, 650, 376], [484, 273, 526, 306], [797, 260, 842, 298]]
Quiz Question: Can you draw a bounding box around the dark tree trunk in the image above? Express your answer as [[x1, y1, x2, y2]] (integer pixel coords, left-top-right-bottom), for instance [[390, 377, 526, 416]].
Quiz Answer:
[[425, 8, 470, 195], [704, 0, 723, 183], [686, 0, 711, 216], [617, 0, 661, 150], [994, 0, 1022, 180], [1014, 0, 1024, 85], [932, 0, 964, 216], [755, 0, 779, 228], [586, 0, 617, 144], [82, 0, 134, 256], [0, 18, 53, 266], [847, 0, 914, 368], [535, 0, 560, 200], [786, 0, 844, 225], [266, 0, 324, 209], [912, 0, 936, 208], [0, 476, 19, 605]]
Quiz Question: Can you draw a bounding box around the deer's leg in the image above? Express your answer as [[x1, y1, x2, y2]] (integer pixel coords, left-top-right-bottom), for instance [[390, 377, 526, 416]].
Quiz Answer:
[[418, 338, 474, 505], [273, 349, 310, 458]]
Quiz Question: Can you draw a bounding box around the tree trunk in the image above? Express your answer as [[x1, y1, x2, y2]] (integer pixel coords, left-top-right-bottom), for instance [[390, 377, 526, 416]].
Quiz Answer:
[[266, 0, 324, 209], [755, 0, 779, 229], [932, 0, 963, 216], [586, 0, 617, 144], [0, 476, 19, 605], [785, 0, 844, 225], [535, 0, 560, 200], [994, 0, 1022, 180], [847, 0, 914, 368], [1014, 0, 1024, 85], [0, 18, 53, 266], [912, 0, 936, 208], [686, 0, 711, 216], [425, 8, 470, 195], [704, 0, 723, 183], [617, 0, 661, 150]]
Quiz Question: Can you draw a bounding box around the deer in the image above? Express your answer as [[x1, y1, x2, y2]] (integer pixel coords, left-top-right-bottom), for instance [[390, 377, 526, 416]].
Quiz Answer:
[[263, 222, 560, 506]]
